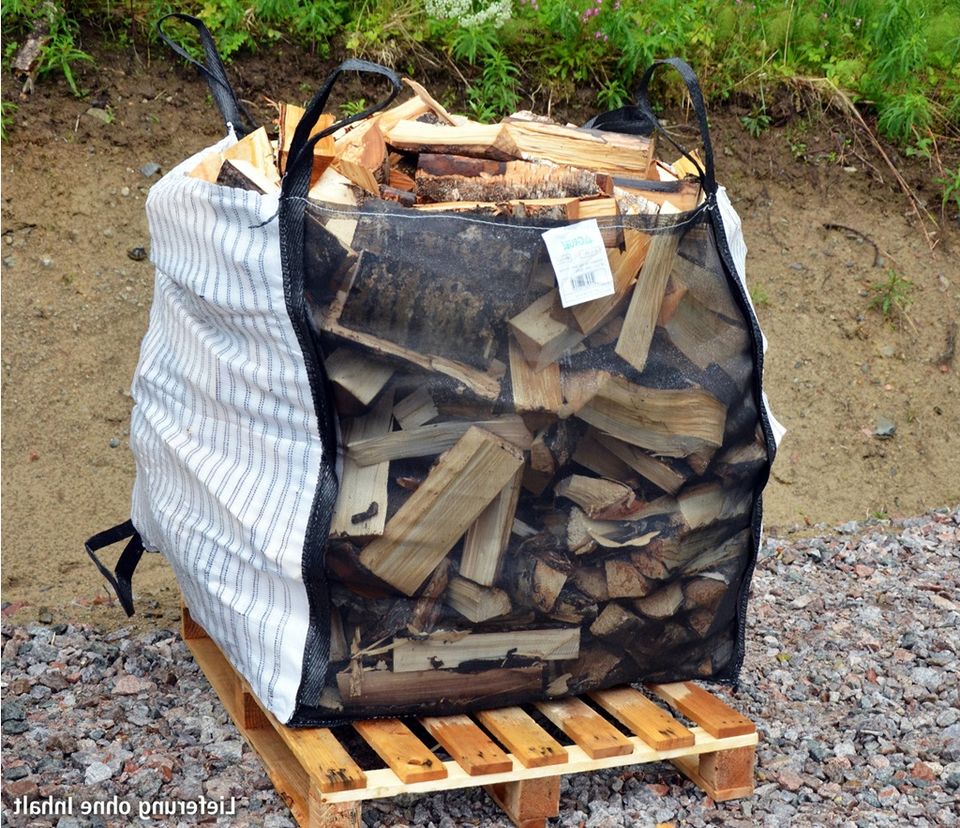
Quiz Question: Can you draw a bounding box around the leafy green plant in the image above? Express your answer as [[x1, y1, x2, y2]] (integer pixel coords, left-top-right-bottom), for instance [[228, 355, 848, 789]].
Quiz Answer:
[[904, 136, 934, 161], [3, 37, 21, 67], [344, 0, 425, 64], [740, 109, 771, 138], [44, 20, 93, 96], [150, 0, 348, 60], [1, 0, 93, 96], [749, 283, 770, 307], [466, 48, 519, 120], [446, 23, 499, 64], [339, 97, 368, 117], [2, 0, 958, 161], [868, 269, 915, 322], [596, 78, 629, 111], [876, 91, 933, 146], [935, 165, 960, 212], [1, 101, 17, 139]]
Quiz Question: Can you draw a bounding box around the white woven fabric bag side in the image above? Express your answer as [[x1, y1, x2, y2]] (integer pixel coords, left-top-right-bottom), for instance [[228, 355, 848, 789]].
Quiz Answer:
[[130, 137, 319, 723]]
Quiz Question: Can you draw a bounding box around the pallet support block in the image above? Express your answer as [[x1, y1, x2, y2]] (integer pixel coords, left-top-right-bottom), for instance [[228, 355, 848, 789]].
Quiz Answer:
[[307, 789, 362, 828], [485, 777, 561, 828], [179, 604, 758, 828], [648, 680, 758, 800], [671, 745, 756, 801], [236, 678, 272, 731]]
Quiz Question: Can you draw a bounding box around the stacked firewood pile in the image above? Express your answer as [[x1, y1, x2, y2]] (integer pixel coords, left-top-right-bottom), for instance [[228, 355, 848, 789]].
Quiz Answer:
[[189, 79, 767, 716]]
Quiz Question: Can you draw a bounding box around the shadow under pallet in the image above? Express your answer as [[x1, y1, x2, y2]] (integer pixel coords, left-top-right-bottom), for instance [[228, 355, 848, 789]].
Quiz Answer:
[[181, 605, 758, 828]]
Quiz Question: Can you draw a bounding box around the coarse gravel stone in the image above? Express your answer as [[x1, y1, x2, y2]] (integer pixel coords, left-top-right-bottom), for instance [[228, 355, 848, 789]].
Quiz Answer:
[[3, 765, 31, 781], [83, 762, 113, 785], [1, 700, 25, 721], [2, 720, 30, 735], [1, 508, 957, 827]]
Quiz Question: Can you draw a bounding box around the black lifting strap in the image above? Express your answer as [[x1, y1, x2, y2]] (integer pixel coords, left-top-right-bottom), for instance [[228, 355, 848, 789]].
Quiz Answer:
[[585, 57, 717, 197], [85, 520, 145, 617], [156, 13, 259, 138]]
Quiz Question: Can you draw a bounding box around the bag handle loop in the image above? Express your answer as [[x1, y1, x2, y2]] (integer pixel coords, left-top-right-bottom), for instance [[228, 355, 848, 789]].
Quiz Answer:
[[156, 13, 259, 138], [636, 57, 716, 195], [85, 520, 144, 617], [585, 57, 716, 196], [281, 60, 403, 201]]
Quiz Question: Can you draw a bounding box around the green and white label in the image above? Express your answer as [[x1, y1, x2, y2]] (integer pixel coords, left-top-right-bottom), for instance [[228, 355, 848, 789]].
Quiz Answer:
[[542, 219, 615, 308]]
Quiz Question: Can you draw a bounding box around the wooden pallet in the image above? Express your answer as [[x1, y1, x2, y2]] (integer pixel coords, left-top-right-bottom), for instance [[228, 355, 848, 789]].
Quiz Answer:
[[181, 606, 757, 828]]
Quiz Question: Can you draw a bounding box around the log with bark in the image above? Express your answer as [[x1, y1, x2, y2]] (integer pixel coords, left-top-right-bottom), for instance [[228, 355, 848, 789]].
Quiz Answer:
[[500, 118, 656, 177], [503, 538, 575, 614], [336, 665, 544, 709], [390, 627, 580, 672], [415, 154, 609, 203]]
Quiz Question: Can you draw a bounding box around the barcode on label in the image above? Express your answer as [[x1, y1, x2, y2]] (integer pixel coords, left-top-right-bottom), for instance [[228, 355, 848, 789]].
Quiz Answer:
[[570, 272, 596, 291]]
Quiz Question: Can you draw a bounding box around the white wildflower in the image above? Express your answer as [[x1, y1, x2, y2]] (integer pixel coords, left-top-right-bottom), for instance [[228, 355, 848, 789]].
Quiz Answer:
[[424, 0, 513, 28]]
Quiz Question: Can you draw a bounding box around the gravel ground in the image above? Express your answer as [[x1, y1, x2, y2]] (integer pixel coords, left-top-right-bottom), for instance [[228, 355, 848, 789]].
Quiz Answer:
[[2, 508, 958, 827]]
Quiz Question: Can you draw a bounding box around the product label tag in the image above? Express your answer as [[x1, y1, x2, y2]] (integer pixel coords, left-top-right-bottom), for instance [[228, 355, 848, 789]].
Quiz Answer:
[[542, 219, 615, 308]]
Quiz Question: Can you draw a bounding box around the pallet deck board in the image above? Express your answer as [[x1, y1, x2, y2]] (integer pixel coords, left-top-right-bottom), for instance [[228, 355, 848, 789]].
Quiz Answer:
[[589, 686, 696, 751], [353, 719, 448, 784], [316, 728, 759, 803], [647, 681, 756, 738], [274, 723, 367, 794], [180, 604, 758, 827], [476, 706, 569, 769], [421, 714, 514, 776], [534, 697, 634, 760]]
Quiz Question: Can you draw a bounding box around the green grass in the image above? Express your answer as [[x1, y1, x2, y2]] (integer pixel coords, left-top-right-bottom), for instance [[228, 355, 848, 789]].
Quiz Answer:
[[749, 283, 770, 308], [741, 110, 772, 139], [339, 98, 369, 117], [2, 0, 94, 96], [937, 165, 960, 211]]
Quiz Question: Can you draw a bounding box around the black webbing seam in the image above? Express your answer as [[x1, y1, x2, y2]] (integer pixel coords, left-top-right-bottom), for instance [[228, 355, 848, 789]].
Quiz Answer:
[[635, 61, 774, 687], [590, 57, 772, 688], [708, 207, 779, 688], [278, 61, 400, 717], [84, 520, 145, 617]]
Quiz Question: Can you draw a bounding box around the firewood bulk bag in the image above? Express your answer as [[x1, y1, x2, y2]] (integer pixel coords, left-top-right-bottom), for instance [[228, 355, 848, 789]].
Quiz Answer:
[[86, 18, 782, 726]]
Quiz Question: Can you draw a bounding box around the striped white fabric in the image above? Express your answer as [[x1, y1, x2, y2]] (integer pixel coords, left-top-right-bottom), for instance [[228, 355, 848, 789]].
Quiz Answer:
[[130, 137, 319, 723]]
